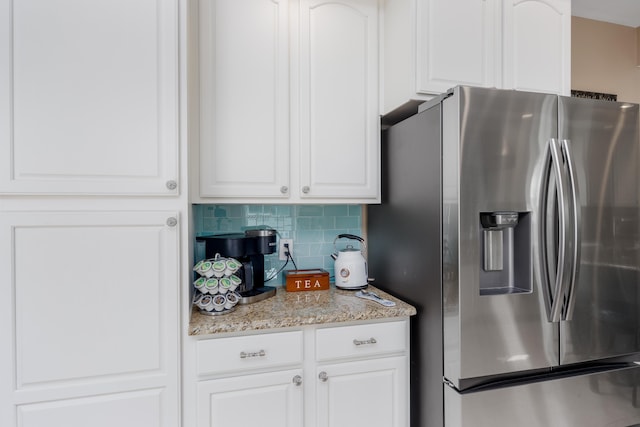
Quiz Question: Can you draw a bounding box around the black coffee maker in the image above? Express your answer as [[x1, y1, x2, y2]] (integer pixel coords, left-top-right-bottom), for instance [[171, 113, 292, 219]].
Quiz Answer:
[[196, 229, 277, 304]]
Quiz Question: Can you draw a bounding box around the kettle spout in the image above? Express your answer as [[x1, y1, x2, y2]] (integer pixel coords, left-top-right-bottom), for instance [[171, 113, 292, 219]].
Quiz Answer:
[[330, 253, 338, 260]]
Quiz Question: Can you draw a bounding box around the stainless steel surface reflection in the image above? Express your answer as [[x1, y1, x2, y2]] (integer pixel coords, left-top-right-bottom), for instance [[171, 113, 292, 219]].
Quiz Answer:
[[559, 96, 640, 365], [443, 88, 559, 384], [445, 364, 640, 427]]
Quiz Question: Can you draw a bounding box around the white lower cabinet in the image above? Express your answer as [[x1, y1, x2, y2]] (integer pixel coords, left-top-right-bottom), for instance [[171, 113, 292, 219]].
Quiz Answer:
[[313, 321, 409, 427], [191, 319, 410, 427], [315, 357, 407, 427], [197, 369, 304, 427], [0, 210, 180, 427]]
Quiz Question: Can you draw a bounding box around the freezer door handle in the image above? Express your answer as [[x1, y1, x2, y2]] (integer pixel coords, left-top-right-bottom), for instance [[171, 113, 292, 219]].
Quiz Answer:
[[560, 139, 581, 321]]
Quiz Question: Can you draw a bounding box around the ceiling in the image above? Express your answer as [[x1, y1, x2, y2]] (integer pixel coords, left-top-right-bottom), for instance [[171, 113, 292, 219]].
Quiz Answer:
[[572, 0, 640, 28]]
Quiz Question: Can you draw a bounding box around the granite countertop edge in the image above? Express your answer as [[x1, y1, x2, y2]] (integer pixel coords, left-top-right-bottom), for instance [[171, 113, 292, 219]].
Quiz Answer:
[[189, 285, 417, 336]]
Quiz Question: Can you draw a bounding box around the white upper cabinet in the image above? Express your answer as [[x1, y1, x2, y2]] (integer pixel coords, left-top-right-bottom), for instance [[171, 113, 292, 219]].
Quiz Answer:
[[0, 0, 179, 195], [415, 0, 499, 95], [297, 0, 380, 201], [383, 0, 571, 114], [196, 0, 380, 203], [502, 0, 571, 95], [197, 0, 290, 199]]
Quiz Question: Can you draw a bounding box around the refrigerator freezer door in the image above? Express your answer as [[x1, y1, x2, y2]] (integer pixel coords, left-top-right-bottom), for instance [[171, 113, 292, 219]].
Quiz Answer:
[[445, 364, 640, 427], [443, 87, 560, 387], [558, 97, 640, 364]]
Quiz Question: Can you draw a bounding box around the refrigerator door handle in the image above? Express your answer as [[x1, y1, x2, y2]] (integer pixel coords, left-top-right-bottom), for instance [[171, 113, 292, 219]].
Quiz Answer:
[[540, 138, 572, 323], [538, 142, 554, 321], [538, 142, 555, 322], [560, 139, 581, 321]]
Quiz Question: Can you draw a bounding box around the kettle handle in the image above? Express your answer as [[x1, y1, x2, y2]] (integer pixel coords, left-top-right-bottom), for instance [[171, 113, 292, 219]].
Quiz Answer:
[[336, 233, 364, 243], [333, 234, 367, 255]]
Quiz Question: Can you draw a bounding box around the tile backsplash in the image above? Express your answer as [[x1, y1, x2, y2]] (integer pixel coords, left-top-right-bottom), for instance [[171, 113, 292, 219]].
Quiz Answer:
[[193, 204, 363, 284]]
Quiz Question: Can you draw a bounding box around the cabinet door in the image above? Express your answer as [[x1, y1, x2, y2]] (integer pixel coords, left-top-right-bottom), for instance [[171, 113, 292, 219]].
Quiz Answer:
[[16, 390, 165, 427], [0, 211, 180, 427], [197, 369, 303, 427], [316, 356, 408, 427], [0, 0, 179, 195], [502, 0, 571, 95], [198, 0, 290, 199], [298, 0, 380, 201], [416, 0, 499, 94]]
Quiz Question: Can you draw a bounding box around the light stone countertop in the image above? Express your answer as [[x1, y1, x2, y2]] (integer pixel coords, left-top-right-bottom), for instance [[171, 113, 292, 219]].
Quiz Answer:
[[189, 285, 417, 336]]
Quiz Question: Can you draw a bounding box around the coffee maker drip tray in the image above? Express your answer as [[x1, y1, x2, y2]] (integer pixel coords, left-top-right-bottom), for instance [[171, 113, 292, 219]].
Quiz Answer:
[[240, 286, 276, 304]]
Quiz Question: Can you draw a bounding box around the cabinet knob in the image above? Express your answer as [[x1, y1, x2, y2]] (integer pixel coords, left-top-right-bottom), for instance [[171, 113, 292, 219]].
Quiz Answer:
[[302, 186, 310, 194], [318, 371, 328, 382], [292, 375, 303, 386], [166, 180, 178, 190], [166, 217, 178, 227], [280, 186, 289, 194]]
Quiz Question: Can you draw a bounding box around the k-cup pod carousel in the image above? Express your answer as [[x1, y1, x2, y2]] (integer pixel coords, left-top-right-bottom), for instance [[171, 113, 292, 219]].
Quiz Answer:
[[192, 253, 242, 315]]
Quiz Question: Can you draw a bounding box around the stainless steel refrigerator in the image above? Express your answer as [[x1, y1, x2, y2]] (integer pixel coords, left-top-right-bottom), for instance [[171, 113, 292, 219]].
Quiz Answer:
[[368, 86, 640, 427]]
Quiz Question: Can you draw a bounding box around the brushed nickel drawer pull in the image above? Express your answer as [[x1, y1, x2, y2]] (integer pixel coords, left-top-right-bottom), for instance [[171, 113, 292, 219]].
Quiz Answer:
[[318, 371, 328, 382], [292, 375, 302, 386], [240, 350, 266, 359], [353, 338, 377, 346]]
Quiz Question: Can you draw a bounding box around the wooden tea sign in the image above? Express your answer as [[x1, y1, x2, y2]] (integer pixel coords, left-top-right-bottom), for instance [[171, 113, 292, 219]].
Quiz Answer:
[[285, 269, 330, 292]]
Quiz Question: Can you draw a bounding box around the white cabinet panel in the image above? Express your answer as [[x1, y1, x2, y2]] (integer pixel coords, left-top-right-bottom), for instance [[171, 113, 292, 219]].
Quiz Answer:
[[196, 0, 380, 203], [298, 0, 380, 200], [0, 0, 179, 195], [198, 0, 290, 199], [17, 389, 163, 427], [196, 331, 303, 376], [0, 211, 180, 426], [502, 0, 571, 95], [315, 356, 408, 427], [189, 320, 411, 427], [315, 321, 407, 361], [11, 214, 175, 387], [383, 0, 571, 113], [416, 0, 499, 94], [197, 369, 304, 427]]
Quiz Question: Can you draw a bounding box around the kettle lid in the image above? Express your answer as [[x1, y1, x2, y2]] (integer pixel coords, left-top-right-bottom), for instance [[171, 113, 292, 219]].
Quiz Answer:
[[340, 244, 361, 253]]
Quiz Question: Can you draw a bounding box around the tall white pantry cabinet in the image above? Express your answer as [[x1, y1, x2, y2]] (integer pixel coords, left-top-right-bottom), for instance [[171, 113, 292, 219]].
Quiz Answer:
[[0, 1, 186, 426]]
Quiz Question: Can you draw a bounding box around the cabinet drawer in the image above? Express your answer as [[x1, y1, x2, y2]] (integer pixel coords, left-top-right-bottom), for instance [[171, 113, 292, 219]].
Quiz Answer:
[[197, 331, 303, 376], [315, 321, 407, 361]]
